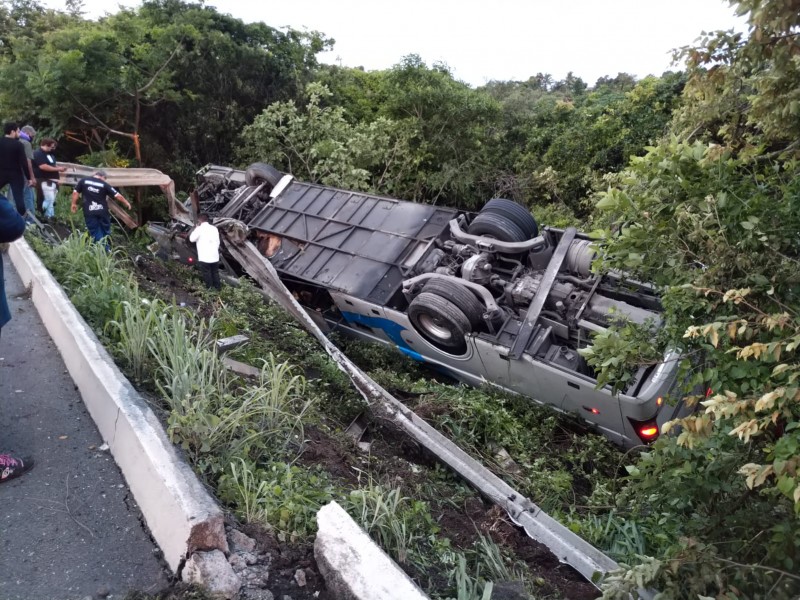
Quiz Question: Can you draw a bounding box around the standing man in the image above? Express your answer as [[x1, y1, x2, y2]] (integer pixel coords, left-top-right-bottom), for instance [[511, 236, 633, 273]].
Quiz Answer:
[[0, 122, 35, 216], [189, 213, 221, 290], [0, 189, 33, 482], [9, 125, 38, 222], [32, 138, 67, 220], [70, 170, 131, 249]]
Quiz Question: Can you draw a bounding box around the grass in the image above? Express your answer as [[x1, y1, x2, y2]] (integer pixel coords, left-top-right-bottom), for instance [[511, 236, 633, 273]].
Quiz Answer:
[[147, 310, 223, 408], [448, 554, 493, 600], [341, 339, 622, 514], [342, 480, 418, 567], [218, 458, 337, 542], [108, 296, 165, 382]]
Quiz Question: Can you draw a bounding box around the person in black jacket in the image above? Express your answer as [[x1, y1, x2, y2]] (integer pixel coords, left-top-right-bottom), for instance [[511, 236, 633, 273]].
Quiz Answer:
[[0, 122, 35, 216], [0, 190, 33, 482]]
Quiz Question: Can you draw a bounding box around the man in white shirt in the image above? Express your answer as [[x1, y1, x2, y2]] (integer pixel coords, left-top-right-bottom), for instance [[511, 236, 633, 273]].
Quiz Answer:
[[188, 213, 221, 290]]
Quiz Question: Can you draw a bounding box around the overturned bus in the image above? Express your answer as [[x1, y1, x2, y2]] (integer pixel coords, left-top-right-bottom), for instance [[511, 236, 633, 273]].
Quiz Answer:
[[149, 163, 687, 448]]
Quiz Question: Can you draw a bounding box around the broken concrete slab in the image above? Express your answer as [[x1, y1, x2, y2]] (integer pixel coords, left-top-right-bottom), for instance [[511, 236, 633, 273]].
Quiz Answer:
[[184, 550, 242, 599], [315, 502, 429, 600], [222, 356, 262, 378]]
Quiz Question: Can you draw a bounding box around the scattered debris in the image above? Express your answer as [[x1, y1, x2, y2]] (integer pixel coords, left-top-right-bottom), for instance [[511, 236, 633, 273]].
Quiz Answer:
[[225, 527, 271, 590], [241, 589, 276, 600], [184, 550, 241, 599], [494, 446, 522, 475], [294, 569, 306, 587], [344, 413, 369, 443], [344, 414, 373, 453], [222, 357, 262, 378], [216, 334, 250, 352], [229, 528, 257, 553]]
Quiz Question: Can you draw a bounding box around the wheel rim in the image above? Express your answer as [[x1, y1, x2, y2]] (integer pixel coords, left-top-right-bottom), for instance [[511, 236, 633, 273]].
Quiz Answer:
[[418, 313, 453, 341]]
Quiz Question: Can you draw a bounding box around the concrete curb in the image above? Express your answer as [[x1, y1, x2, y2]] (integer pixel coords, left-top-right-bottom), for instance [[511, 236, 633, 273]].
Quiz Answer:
[[8, 238, 227, 572], [315, 502, 429, 600]]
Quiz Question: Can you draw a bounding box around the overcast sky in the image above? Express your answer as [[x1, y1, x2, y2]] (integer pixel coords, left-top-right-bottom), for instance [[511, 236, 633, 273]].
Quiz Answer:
[[44, 0, 748, 87]]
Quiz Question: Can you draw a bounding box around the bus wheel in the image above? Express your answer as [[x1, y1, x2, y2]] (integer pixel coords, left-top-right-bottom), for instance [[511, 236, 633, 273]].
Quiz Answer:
[[409, 292, 471, 354], [245, 162, 283, 189], [421, 278, 483, 329], [482, 198, 538, 238]]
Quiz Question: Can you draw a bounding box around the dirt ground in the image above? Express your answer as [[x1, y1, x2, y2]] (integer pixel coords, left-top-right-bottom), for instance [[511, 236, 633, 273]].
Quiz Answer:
[[241, 522, 330, 600]]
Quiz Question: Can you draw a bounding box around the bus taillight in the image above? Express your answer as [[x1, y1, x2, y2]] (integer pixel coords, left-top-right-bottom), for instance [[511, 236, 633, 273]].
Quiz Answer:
[[629, 417, 660, 443]]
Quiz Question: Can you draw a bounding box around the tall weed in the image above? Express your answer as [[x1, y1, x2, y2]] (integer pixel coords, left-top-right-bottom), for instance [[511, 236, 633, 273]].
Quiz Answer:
[[147, 310, 223, 408], [344, 482, 416, 566], [108, 297, 164, 382], [44, 232, 136, 328], [437, 536, 528, 600], [186, 356, 310, 467], [221, 356, 310, 459], [49, 232, 122, 287], [439, 553, 493, 600], [473, 534, 528, 588]]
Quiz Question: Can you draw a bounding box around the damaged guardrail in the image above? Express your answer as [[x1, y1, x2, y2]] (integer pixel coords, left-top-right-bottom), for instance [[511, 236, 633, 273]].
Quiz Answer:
[[218, 221, 635, 592]]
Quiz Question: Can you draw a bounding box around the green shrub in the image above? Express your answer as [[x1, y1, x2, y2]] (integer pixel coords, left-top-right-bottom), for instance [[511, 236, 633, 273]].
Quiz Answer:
[[218, 459, 337, 542]]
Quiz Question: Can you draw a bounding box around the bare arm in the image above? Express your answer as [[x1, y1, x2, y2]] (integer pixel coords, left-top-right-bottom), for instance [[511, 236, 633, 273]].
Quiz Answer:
[[70, 190, 80, 213], [114, 193, 131, 211], [38, 163, 66, 174]]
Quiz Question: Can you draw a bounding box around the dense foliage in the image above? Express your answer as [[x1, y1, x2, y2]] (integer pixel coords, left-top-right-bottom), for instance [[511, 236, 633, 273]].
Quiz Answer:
[[589, 0, 800, 596], [0, 0, 327, 183], [0, 0, 683, 210]]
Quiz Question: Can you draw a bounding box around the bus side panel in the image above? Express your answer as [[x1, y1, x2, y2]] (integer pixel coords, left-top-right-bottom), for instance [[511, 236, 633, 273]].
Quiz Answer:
[[328, 292, 636, 446]]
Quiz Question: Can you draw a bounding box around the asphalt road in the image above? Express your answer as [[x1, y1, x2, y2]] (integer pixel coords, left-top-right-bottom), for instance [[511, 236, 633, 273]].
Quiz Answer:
[[0, 254, 169, 600]]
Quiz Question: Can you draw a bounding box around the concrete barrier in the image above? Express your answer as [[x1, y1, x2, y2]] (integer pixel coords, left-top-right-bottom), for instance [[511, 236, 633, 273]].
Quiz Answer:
[[315, 502, 429, 600], [8, 238, 227, 572]]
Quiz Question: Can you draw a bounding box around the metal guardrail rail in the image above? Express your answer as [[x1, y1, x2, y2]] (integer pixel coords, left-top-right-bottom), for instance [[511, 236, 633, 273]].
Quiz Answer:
[[220, 229, 636, 592]]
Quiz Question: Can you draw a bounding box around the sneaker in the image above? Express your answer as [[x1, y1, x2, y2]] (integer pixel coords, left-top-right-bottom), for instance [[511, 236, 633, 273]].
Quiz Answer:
[[0, 454, 34, 483]]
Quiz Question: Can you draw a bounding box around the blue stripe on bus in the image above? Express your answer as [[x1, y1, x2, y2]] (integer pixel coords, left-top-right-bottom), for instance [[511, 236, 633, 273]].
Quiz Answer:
[[340, 311, 425, 362]]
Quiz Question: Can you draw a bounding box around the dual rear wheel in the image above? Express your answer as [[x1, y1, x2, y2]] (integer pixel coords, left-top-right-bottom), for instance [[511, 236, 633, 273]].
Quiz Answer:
[[467, 197, 538, 242], [408, 279, 484, 354], [409, 199, 537, 354]]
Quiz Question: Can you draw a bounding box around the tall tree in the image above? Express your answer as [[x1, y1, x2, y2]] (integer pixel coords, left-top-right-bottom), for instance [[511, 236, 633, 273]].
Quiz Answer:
[[238, 82, 416, 195], [0, 0, 329, 185], [378, 55, 501, 207]]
